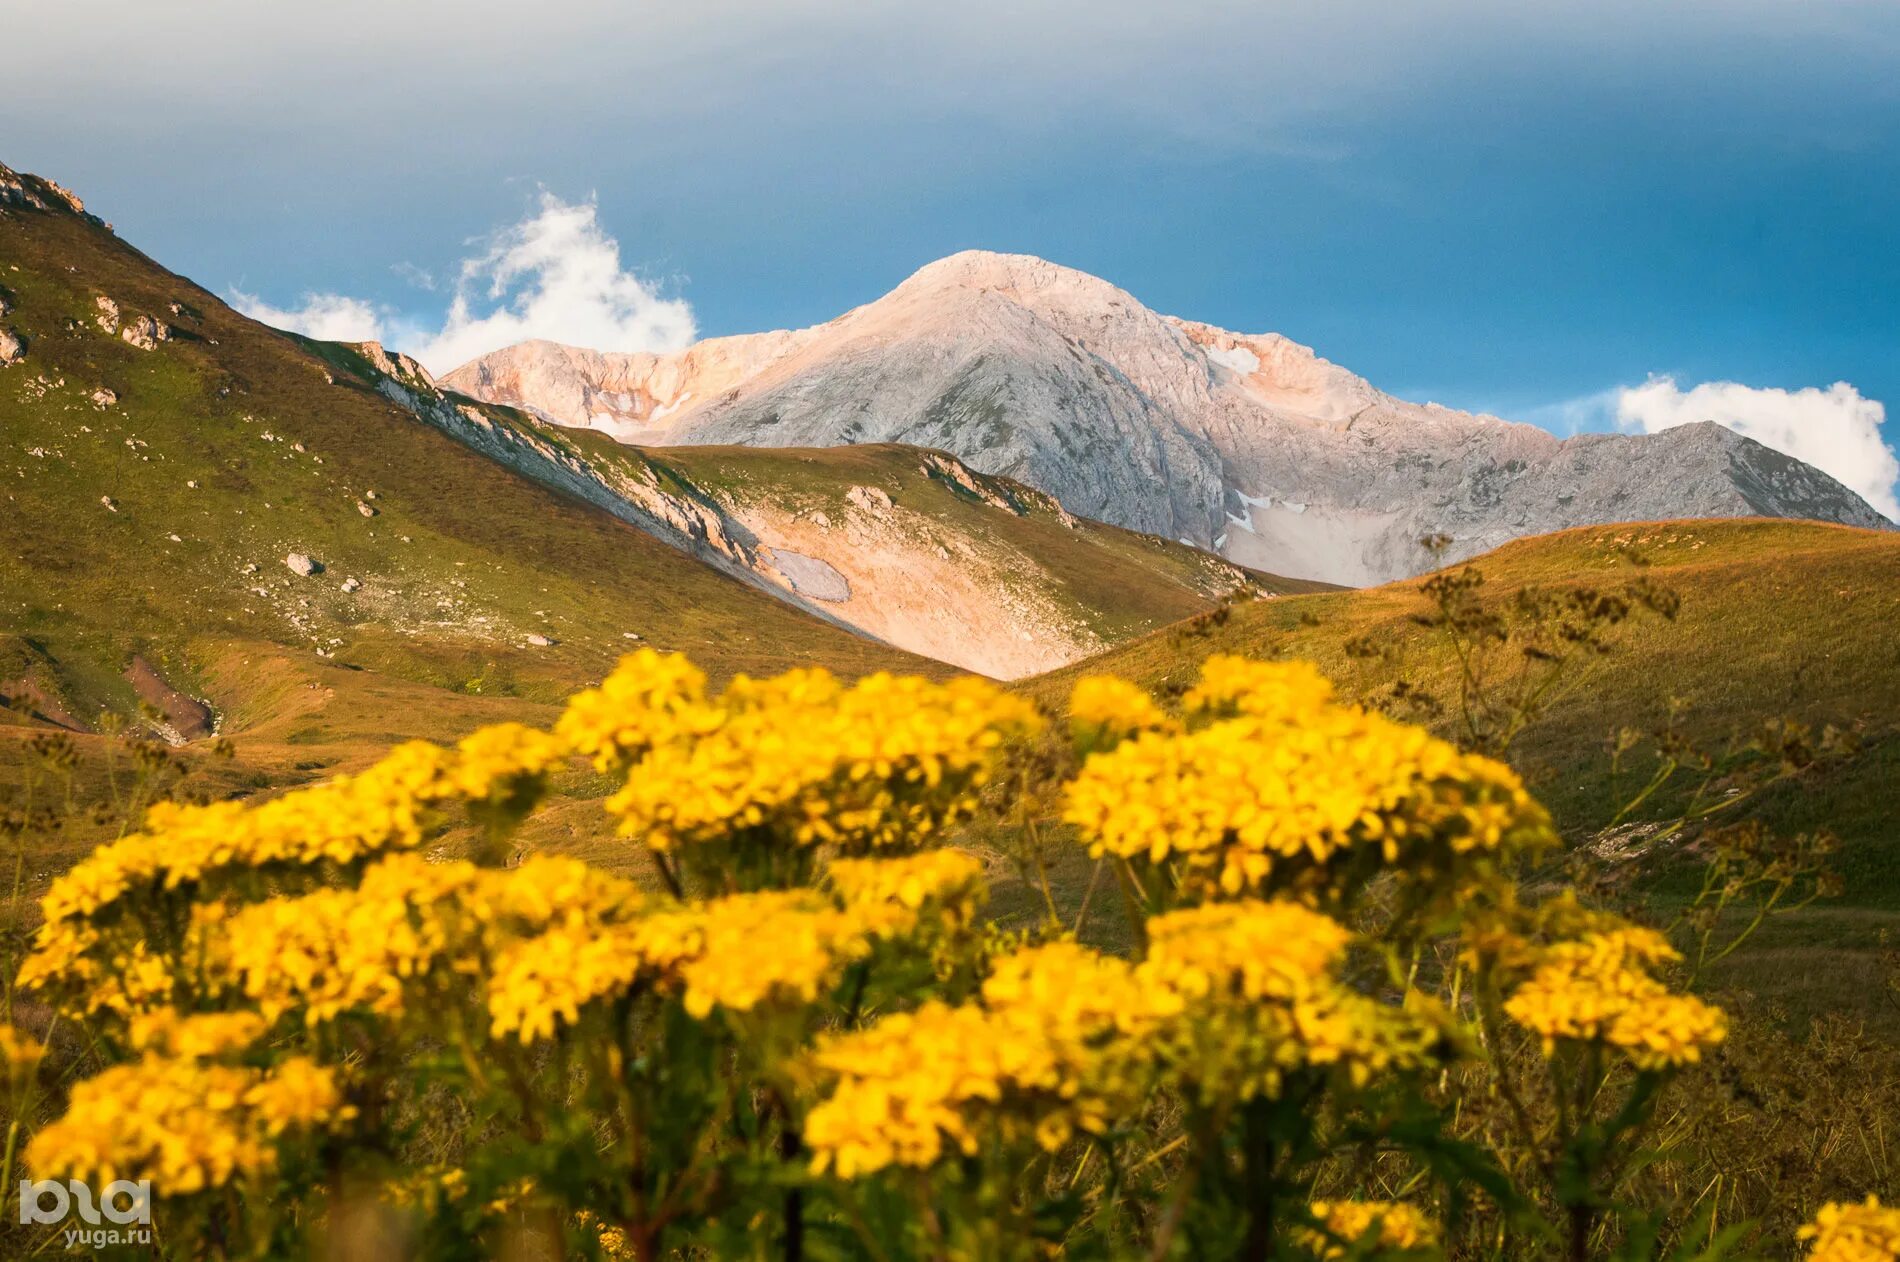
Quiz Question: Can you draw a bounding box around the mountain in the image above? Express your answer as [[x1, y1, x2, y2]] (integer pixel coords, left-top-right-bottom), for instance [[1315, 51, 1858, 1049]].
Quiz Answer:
[[446, 251, 1891, 586], [357, 345, 1284, 677], [0, 158, 924, 743], [0, 157, 1269, 751]]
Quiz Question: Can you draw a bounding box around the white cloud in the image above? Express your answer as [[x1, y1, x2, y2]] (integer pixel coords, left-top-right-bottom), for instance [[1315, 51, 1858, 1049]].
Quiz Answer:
[[229, 290, 388, 343], [407, 193, 696, 374], [229, 193, 695, 376], [1616, 375, 1899, 520]]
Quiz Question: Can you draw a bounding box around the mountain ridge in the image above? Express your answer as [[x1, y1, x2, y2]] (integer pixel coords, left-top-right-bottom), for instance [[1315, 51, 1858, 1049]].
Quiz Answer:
[[446, 249, 1890, 585]]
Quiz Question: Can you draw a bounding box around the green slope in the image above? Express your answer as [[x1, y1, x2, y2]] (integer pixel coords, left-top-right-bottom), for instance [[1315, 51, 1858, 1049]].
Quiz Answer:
[[0, 160, 930, 737], [1028, 518, 1900, 1021], [319, 338, 1325, 678]]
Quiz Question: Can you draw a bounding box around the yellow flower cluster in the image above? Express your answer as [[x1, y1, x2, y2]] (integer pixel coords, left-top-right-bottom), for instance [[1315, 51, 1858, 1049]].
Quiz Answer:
[[40, 740, 459, 928], [224, 853, 493, 1024], [22, 718, 584, 1017], [128, 1008, 268, 1058], [554, 648, 721, 771], [808, 901, 1444, 1177], [488, 851, 981, 1042], [1068, 675, 1178, 743], [0, 1023, 45, 1084], [1302, 1200, 1439, 1257], [1183, 655, 1337, 719], [1503, 928, 1726, 1070], [22, 651, 1037, 1031], [19, 903, 225, 1019], [1799, 1197, 1900, 1262], [1141, 902, 1446, 1099], [825, 848, 987, 937], [1064, 657, 1549, 901], [27, 1053, 348, 1193], [598, 663, 1039, 854], [450, 721, 565, 804], [806, 941, 1166, 1177], [227, 854, 650, 1032]]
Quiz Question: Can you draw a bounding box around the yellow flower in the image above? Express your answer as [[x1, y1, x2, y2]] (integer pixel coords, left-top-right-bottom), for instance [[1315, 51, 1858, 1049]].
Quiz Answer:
[[825, 849, 987, 938], [1182, 655, 1336, 719], [1799, 1197, 1900, 1262], [1068, 675, 1177, 742], [806, 941, 1170, 1178], [1303, 1200, 1438, 1257], [129, 1009, 268, 1058], [1140, 902, 1448, 1100], [1065, 656, 1550, 904], [554, 649, 721, 771], [27, 1053, 350, 1194], [0, 1024, 45, 1085], [451, 722, 564, 802], [224, 853, 489, 1025], [1503, 927, 1726, 1070], [603, 669, 1038, 855]]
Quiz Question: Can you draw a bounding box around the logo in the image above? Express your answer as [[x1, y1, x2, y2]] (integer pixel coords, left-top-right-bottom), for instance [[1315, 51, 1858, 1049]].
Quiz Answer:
[[19, 1180, 153, 1250]]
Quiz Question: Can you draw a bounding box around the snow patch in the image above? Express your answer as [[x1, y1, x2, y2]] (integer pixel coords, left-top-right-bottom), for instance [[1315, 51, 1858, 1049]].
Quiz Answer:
[[770, 550, 851, 602], [1205, 344, 1260, 377], [650, 392, 693, 422], [1224, 507, 1256, 534]]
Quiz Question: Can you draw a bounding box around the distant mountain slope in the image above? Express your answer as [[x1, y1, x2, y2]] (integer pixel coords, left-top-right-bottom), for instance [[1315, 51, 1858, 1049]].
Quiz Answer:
[[356, 345, 1282, 676], [0, 159, 929, 732], [448, 251, 1890, 586], [0, 160, 1271, 729]]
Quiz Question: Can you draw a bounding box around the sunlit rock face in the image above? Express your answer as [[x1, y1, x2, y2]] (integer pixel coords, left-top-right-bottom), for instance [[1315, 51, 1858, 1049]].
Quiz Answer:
[[447, 251, 1890, 586]]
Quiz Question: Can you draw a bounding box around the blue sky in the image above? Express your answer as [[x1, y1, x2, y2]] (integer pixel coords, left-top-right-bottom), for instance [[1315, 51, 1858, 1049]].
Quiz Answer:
[[7, 1, 1899, 513]]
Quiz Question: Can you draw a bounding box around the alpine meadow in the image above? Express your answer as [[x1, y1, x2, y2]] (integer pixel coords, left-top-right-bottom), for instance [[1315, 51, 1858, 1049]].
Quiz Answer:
[[3, 6, 1899, 1258]]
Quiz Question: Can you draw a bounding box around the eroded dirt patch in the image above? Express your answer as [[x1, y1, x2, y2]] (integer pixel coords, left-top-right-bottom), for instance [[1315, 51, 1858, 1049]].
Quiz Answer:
[[124, 656, 214, 742]]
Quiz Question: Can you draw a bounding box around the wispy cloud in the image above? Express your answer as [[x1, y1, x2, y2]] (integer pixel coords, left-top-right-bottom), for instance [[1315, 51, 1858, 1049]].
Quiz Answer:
[[228, 290, 389, 343], [1515, 388, 1620, 437], [1616, 375, 1898, 520], [231, 193, 696, 375]]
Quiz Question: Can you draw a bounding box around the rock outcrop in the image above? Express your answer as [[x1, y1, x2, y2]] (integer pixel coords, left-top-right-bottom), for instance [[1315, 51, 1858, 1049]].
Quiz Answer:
[[447, 251, 1891, 585], [120, 314, 168, 350]]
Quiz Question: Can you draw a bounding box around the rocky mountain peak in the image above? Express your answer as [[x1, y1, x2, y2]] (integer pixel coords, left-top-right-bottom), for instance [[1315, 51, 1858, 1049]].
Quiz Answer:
[[890, 249, 1142, 312], [446, 253, 1891, 585]]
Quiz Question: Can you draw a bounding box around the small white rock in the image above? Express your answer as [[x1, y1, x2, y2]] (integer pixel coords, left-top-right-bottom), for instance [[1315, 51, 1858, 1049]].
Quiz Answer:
[[526, 633, 554, 647], [285, 552, 321, 577], [341, 577, 362, 593]]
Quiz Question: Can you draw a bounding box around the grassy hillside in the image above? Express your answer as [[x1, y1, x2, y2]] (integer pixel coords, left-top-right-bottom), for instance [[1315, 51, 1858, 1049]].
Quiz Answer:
[[1028, 518, 1900, 1022], [637, 442, 1332, 644], [0, 164, 937, 735], [319, 340, 1324, 677]]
